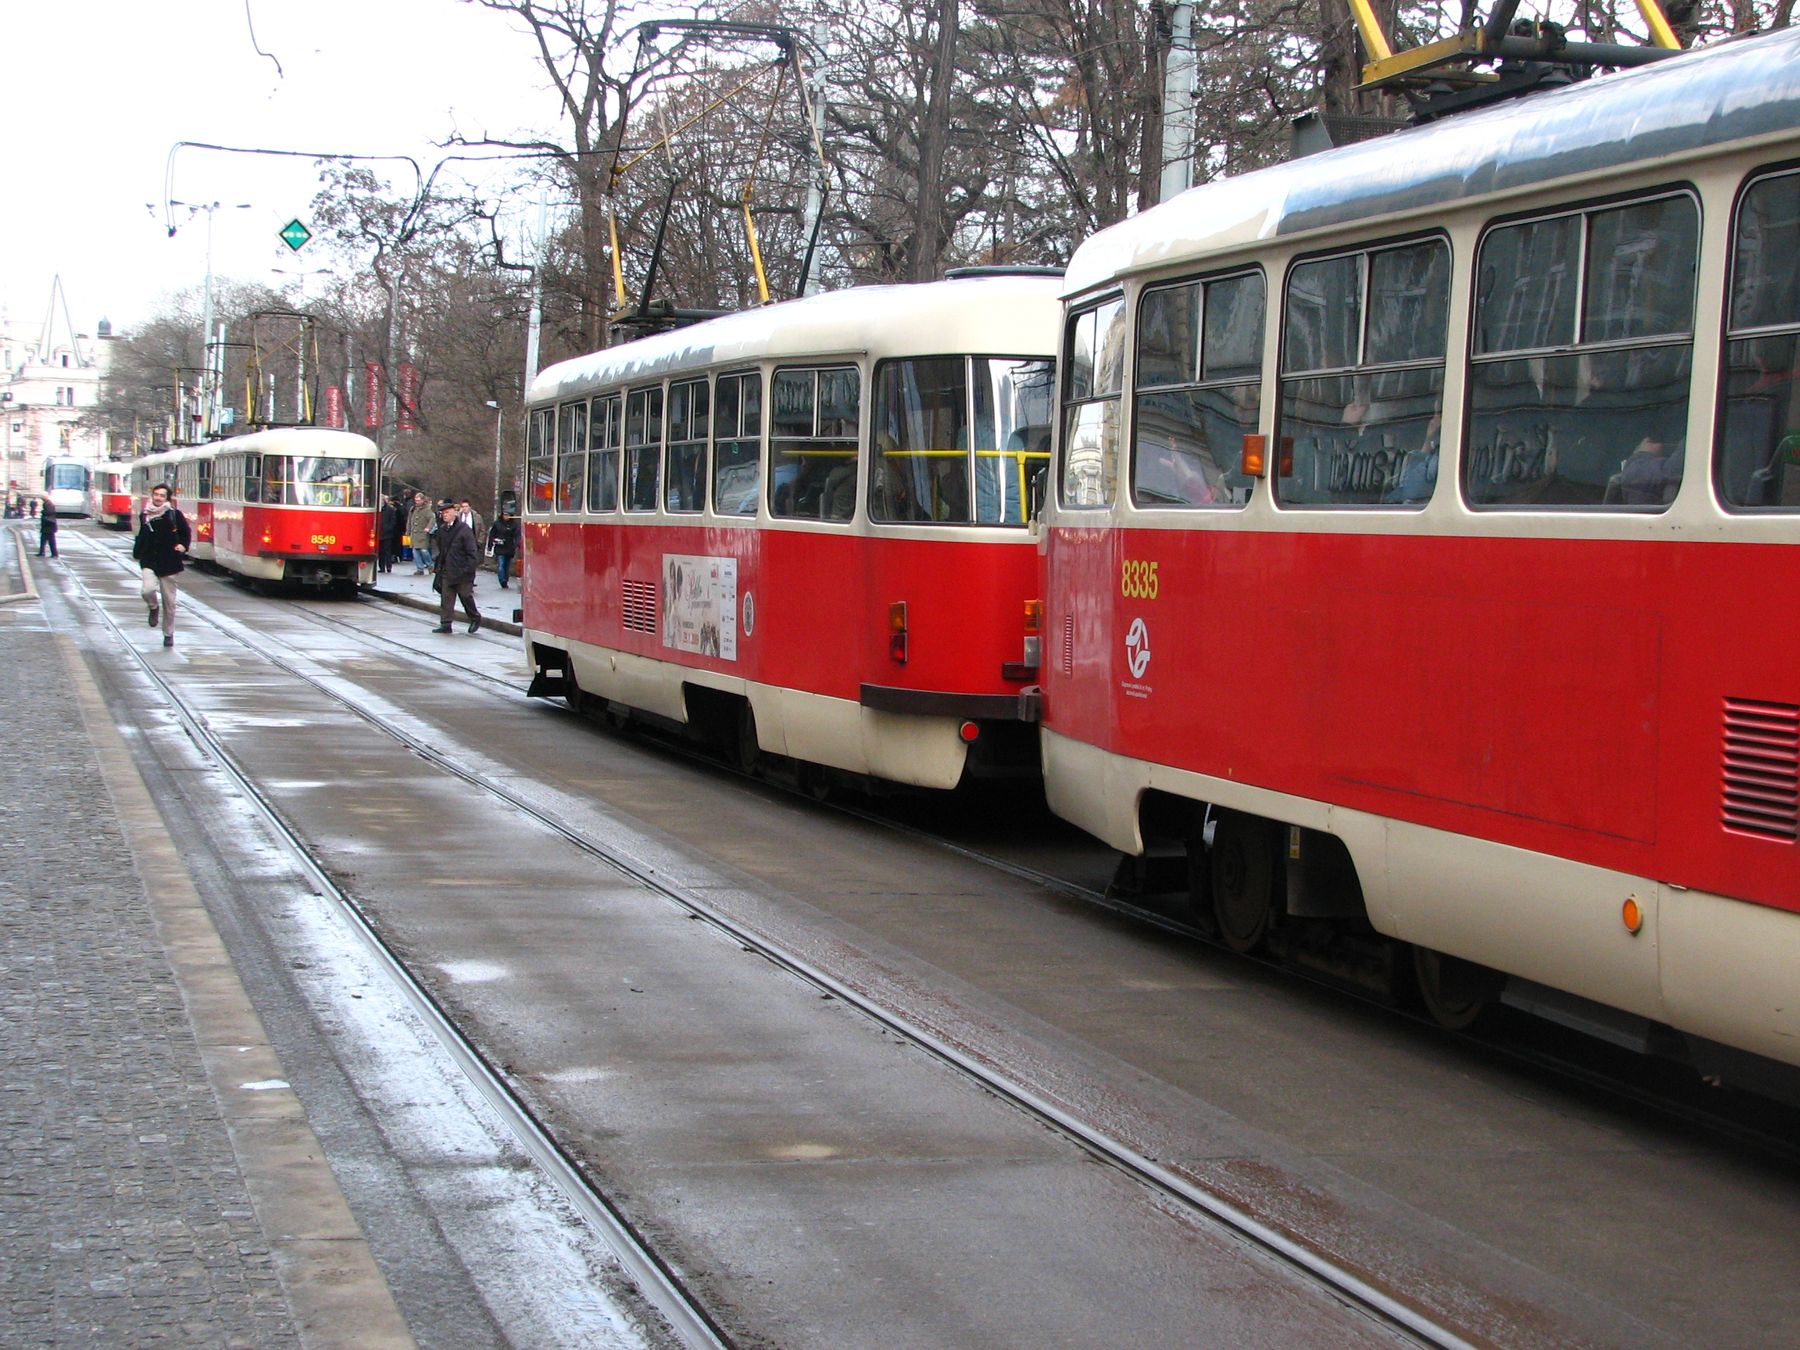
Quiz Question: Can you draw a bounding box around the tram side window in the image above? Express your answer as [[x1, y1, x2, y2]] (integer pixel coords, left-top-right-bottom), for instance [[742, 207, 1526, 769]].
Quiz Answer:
[[197, 458, 212, 501], [666, 378, 710, 513], [1717, 169, 1800, 511], [1278, 239, 1448, 507], [244, 454, 262, 504], [1059, 297, 1126, 508], [1133, 270, 1263, 509], [871, 357, 969, 523], [624, 386, 664, 512], [713, 371, 762, 516], [1467, 193, 1698, 509], [526, 407, 554, 513], [556, 400, 588, 512], [587, 393, 621, 512], [263, 456, 292, 505], [770, 366, 858, 521], [974, 357, 1054, 524]]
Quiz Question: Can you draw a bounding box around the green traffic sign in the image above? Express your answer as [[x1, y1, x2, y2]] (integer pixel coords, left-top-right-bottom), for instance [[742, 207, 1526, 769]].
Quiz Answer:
[[279, 219, 312, 252]]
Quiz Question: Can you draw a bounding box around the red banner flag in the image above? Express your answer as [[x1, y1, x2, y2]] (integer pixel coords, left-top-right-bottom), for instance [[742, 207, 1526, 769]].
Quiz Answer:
[[396, 362, 421, 432], [364, 362, 384, 429], [324, 386, 345, 429]]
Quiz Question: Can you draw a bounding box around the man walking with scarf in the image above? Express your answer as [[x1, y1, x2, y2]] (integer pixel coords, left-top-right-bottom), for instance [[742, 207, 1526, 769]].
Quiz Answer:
[[133, 482, 192, 648]]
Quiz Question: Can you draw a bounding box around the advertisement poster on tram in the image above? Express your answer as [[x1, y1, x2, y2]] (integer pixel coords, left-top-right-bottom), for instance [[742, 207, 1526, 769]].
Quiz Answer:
[[662, 554, 738, 660]]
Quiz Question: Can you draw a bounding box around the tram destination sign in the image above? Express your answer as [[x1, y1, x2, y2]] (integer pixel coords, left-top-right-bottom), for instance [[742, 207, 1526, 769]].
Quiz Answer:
[[279, 218, 313, 252]]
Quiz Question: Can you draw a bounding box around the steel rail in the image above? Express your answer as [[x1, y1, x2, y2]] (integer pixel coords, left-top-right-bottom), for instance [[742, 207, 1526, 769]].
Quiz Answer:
[[56, 533, 731, 1350]]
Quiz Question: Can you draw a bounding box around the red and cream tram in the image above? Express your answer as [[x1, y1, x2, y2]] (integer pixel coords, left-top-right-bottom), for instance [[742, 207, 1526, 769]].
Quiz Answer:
[[522, 271, 1059, 788], [1039, 27, 1800, 1078], [131, 429, 379, 592], [88, 462, 134, 529]]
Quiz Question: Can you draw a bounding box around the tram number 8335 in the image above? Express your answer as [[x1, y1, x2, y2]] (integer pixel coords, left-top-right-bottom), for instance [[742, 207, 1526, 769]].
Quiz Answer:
[[1120, 559, 1160, 600]]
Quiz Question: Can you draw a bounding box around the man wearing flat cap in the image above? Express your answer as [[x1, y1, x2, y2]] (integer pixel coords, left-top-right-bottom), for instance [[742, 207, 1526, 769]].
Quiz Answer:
[[432, 498, 482, 634]]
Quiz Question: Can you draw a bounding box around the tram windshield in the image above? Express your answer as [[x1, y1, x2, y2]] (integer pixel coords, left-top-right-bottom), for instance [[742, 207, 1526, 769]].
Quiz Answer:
[[45, 462, 89, 492], [260, 456, 375, 507], [871, 356, 1054, 525]]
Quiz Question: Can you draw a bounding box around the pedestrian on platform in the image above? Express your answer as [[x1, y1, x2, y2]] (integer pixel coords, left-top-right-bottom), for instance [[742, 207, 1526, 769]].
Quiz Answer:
[[378, 494, 404, 573], [457, 497, 485, 548], [133, 483, 191, 648], [432, 499, 481, 634], [36, 499, 58, 557], [488, 508, 519, 589], [406, 491, 436, 575]]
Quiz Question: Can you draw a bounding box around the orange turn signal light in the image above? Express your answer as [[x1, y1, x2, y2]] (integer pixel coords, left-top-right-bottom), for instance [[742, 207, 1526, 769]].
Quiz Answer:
[[888, 600, 908, 664], [1241, 434, 1266, 479], [1621, 895, 1644, 935]]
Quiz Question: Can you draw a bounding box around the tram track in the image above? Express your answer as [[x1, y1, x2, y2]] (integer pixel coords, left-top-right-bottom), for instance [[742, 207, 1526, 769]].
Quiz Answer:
[[58, 534, 1474, 1347], [57, 533, 728, 1350]]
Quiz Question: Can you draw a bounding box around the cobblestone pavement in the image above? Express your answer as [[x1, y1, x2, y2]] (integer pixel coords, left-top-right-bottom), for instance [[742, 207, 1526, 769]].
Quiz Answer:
[[0, 586, 302, 1346]]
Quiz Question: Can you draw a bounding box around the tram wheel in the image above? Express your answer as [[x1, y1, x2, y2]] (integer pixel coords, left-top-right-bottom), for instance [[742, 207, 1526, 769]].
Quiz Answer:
[[735, 704, 761, 776], [1210, 812, 1276, 954], [1410, 945, 1501, 1032], [564, 669, 586, 717]]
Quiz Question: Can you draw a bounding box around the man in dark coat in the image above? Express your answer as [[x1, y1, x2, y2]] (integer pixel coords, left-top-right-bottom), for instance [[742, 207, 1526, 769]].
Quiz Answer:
[[432, 499, 482, 634], [378, 495, 404, 572], [132, 482, 192, 648], [36, 498, 58, 557]]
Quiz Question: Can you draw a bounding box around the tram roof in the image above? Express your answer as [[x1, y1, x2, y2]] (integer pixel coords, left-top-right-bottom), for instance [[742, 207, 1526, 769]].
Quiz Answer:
[[528, 272, 1063, 406], [1065, 24, 1800, 297]]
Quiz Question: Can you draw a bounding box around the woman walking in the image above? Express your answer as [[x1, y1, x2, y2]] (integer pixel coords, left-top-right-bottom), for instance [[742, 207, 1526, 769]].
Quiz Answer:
[[133, 483, 192, 648]]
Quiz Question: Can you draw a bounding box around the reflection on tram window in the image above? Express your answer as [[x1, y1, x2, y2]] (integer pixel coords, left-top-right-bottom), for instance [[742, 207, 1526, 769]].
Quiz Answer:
[[871, 356, 1052, 525], [1278, 238, 1448, 508], [1466, 193, 1697, 509], [557, 400, 588, 512], [771, 366, 858, 521], [666, 378, 710, 513], [713, 371, 762, 516], [1718, 169, 1800, 511], [1058, 297, 1126, 508], [1132, 270, 1262, 509], [625, 386, 663, 512], [587, 393, 621, 512], [527, 407, 555, 513]]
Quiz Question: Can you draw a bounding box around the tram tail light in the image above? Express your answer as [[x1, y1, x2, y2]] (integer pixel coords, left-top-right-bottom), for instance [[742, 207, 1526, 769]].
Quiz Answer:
[[888, 600, 908, 664], [1022, 599, 1042, 670]]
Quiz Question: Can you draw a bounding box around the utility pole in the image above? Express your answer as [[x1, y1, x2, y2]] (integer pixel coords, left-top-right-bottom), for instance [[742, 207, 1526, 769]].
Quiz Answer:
[[1158, 1, 1197, 204]]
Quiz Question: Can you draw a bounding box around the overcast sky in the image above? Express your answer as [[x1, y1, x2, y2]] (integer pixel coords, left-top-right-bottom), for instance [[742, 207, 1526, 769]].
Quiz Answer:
[[1, 0, 569, 341]]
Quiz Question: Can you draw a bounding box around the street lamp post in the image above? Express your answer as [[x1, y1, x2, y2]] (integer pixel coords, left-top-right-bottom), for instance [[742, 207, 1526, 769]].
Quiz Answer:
[[170, 200, 252, 439], [485, 399, 504, 518]]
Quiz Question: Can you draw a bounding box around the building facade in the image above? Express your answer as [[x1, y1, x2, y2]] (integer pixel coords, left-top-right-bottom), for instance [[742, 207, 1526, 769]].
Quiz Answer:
[[2, 278, 118, 509]]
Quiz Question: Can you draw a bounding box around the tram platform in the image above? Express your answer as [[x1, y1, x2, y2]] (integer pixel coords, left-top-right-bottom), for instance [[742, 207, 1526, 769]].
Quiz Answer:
[[0, 524, 414, 1348]]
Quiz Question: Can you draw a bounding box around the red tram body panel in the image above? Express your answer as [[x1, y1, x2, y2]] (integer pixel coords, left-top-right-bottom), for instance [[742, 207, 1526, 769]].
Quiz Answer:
[[1040, 28, 1800, 1073]]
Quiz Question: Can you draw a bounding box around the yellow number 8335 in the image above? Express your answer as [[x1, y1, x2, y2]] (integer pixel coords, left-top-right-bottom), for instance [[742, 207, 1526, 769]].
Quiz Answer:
[[1120, 558, 1159, 600]]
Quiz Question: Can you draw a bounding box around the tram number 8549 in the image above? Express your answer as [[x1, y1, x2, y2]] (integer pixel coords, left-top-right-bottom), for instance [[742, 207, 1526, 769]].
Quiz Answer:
[[310, 534, 338, 546], [1120, 559, 1159, 600]]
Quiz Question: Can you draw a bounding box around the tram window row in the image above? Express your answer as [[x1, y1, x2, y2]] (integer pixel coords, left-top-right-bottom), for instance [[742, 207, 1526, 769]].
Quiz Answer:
[[1061, 164, 1800, 518], [527, 355, 1056, 528]]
